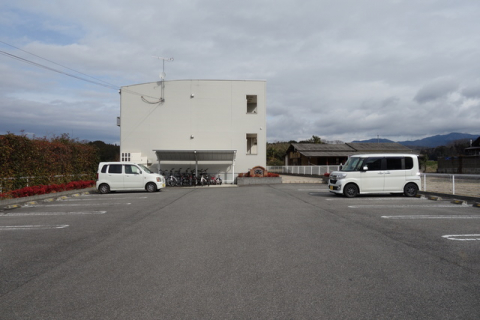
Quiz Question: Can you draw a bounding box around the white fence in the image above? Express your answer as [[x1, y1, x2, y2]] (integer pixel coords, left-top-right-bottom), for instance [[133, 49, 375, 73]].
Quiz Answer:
[[266, 167, 480, 198], [421, 173, 480, 197], [267, 165, 341, 176]]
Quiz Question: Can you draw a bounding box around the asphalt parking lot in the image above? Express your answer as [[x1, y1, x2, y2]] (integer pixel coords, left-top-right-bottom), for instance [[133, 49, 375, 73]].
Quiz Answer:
[[1, 184, 479, 319]]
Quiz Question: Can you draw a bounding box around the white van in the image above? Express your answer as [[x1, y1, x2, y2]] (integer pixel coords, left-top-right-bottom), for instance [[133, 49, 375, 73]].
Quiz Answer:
[[96, 162, 165, 194], [328, 154, 421, 198]]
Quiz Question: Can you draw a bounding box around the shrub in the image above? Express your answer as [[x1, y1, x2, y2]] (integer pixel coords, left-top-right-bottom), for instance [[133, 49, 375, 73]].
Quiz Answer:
[[0, 180, 95, 200]]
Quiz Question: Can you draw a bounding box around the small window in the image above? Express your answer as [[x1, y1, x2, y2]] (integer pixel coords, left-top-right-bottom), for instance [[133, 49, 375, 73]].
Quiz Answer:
[[386, 157, 403, 170], [125, 165, 140, 174], [246, 95, 257, 114], [122, 152, 131, 162], [363, 157, 383, 171], [405, 157, 414, 169], [108, 164, 123, 174], [246, 133, 258, 155], [101, 165, 108, 173]]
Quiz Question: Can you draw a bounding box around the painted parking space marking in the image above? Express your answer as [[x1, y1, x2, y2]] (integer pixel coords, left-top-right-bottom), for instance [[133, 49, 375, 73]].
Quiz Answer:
[[26, 203, 131, 207], [62, 197, 147, 201], [0, 225, 69, 230], [442, 234, 480, 241], [327, 197, 426, 201], [2, 211, 106, 217], [382, 215, 480, 220], [349, 204, 469, 208]]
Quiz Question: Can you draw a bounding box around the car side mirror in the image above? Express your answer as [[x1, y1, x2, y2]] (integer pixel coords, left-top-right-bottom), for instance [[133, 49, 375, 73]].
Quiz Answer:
[[362, 166, 368, 171]]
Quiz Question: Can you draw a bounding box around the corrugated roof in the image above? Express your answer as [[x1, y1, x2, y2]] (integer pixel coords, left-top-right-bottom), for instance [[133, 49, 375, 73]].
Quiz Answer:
[[154, 150, 236, 162], [301, 151, 358, 157], [291, 143, 355, 152], [346, 143, 414, 152], [288, 142, 415, 158]]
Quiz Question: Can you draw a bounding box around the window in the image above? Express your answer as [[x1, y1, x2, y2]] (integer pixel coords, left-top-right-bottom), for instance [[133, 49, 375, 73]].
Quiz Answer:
[[108, 164, 123, 174], [405, 157, 414, 169], [246, 133, 258, 155], [386, 157, 403, 170], [101, 164, 108, 173], [122, 152, 130, 162], [125, 165, 140, 174], [246, 95, 257, 114], [363, 157, 383, 171]]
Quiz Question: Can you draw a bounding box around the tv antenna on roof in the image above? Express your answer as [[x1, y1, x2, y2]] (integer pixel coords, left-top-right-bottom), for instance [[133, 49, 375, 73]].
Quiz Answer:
[[153, 56, 174, 80]]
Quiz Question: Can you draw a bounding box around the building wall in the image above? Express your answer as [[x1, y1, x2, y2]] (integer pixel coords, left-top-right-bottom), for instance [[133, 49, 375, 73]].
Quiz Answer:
[[438, 156, 480, 174], [119, 80, 266, 177]]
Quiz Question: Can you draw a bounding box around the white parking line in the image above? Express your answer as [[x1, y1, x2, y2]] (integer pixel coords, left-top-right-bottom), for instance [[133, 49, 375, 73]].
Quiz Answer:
[[2, 211, 106, 217], [349, 204, 469, 208], [62, 197, 147, 201], [0, 225, 69, 230], [327, 197, 425, 201], [442, 234, 480, 241], [382, 215, 480, 219], [26, 203, 131, 207]]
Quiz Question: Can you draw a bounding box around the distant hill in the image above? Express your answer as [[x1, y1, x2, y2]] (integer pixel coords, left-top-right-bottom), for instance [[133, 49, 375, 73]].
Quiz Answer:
[[352, 132, 479, 148]]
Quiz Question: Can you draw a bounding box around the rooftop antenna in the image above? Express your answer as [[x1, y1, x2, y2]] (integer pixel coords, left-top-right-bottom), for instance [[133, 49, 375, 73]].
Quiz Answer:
[[153, 56, 174, 80], [152, 56, 174, 102]]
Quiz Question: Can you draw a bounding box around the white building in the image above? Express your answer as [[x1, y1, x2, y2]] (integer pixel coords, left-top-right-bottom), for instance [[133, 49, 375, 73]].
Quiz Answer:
[[119, 79, 266, 183]]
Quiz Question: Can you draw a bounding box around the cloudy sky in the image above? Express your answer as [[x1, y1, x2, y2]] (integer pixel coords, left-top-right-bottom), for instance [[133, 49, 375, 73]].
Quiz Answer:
[[1, 0, 480, 144]]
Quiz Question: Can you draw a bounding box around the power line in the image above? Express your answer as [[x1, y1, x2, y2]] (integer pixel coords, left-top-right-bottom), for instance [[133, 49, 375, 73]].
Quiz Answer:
[[0, 40, 164, 101], [0, 40, 119, 89], [0, 50, 118, 89]]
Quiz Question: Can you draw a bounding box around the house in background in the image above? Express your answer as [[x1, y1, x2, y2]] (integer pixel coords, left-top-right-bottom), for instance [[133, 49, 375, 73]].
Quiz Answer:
[[119, 79, 266, 183], [285, 142, 416, 166]]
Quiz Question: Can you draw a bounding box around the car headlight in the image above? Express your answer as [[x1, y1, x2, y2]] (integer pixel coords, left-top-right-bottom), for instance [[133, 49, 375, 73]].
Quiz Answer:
[[334, 173, 347, 180]]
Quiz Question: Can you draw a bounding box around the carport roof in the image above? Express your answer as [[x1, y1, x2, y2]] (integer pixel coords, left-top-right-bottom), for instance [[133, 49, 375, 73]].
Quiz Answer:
[[153, 150, 236, 162]]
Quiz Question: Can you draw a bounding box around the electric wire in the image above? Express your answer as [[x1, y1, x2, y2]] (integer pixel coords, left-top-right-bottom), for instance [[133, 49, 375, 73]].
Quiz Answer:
[[0, 41, 164, 101], [0, 40, 118, 89]]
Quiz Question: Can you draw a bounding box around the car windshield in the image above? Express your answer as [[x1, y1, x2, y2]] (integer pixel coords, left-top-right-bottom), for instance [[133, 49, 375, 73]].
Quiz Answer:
[[341, 157, 365, 171], [138, 164, 153, 174]]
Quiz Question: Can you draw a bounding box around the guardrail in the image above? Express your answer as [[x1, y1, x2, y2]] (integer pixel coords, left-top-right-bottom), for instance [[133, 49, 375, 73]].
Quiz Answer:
[[267, 165, 341, 176]]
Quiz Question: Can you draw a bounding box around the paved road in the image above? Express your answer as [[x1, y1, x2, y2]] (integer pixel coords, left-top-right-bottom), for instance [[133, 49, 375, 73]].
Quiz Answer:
[[1, 185, 479, 319]]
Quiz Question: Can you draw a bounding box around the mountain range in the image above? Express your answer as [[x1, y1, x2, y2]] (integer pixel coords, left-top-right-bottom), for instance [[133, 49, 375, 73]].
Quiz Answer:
[[352, 132, 479, 148]]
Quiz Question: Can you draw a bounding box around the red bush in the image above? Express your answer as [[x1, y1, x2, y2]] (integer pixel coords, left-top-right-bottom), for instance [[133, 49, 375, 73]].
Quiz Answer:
[[0, 180, 95, 200]]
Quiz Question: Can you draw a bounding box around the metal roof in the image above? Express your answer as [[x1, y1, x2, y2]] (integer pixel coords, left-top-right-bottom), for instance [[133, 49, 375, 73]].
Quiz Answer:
[[288, 142, 415, 158], [301, 151, 358, 157], [290, 143, 355, 152], [153, 150, 236, 162]]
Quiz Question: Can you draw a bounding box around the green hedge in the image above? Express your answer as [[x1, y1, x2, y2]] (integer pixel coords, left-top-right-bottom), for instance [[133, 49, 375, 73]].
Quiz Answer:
[[0, 133, 99, 192]]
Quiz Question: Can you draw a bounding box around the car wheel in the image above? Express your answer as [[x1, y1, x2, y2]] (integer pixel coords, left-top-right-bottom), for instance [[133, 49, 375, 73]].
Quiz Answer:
[[404, 183, 418, 197], [343, 184, 358, 198], [98, 183, 110, 194], [146, 182, 157, 192]]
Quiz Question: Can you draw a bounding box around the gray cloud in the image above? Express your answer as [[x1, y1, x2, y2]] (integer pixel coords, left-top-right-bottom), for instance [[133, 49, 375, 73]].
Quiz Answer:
[[1, 0, 480, 143], [414, 79, 459, 104]]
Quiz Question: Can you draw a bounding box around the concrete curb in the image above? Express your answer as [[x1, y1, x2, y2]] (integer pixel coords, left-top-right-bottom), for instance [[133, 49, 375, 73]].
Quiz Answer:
[[1, 188, 97, 210], [419, 191, 480, 208]]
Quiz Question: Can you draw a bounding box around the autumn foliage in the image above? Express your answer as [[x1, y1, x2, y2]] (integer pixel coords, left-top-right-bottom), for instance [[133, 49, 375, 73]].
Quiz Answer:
[[0, 180, 95, 200], [0, 133, 98, 195]]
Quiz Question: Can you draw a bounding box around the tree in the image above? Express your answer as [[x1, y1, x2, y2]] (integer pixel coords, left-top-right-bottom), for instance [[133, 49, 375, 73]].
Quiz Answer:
[[299, 135, 324, 144]]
